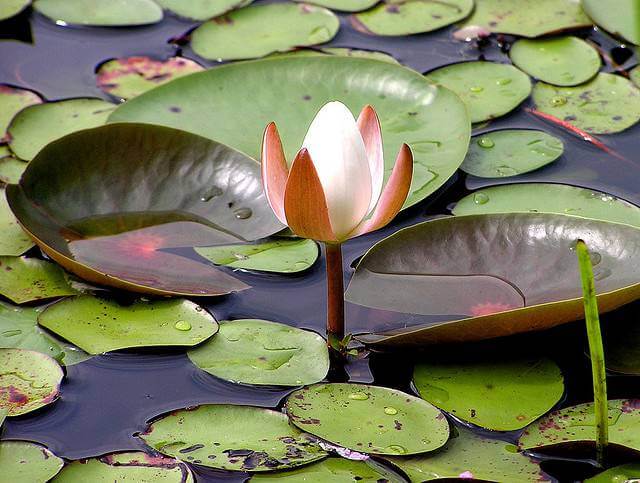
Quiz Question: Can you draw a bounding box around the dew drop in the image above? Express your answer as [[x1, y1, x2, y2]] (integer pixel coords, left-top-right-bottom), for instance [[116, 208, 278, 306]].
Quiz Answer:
[[384, 406, 398, 415], [477, 137, 494, 148], [473, 192, 489, 205], [590, 251, 602, 266], [233, 253, 250, 261], [469, 86, 484, 93], [233, 207, 252, 219], [2, 329, 22, 337], [496, 78, 512, 85], [200, 186, 223, 202], [174, 320, 192, 331], [551, 95, 567, 106], [495, 166, 518, 177], [385, 445, 406, 454], [593, 268, 612, 281], [348, 392, 369, 401]]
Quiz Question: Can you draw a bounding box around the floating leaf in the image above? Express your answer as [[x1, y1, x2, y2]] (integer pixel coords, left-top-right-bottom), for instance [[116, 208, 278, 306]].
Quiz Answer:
[[348, 214, 640, 347], [413, 358, 564, 431], [519, 399, 640, 453], [294, 0, 377, 12], [285, 383, 449, 455], [0, 0, 31, 21], [532, 73, 640, 134], [387, 428, 549, 482], [459, 0, 592, 37], [426, 61, 531, 123], [0, 256, 77, 304], [140, 405, 327, 472], [631, 65, 640, 88], [582, 0, 640, 46], [188, 319, 328, 386], [0, 85, 42, 143], [453, 184, 640, 227], [110, 56, 471, 209], [0, 189, 33, 256], [32, 0, 163, 26], [0, 157, 27, 185], [8, 98, 115, 161], [460, 130, 563, 178], [7, 123, 283, 296], [510, 36, 601, 87], [191, 3, 339, 61], [352, 0, 474, 36], [53, 451, 195, 482], [154, 0, 253, 21], [586, 463, 640, 482], [96, 56, 203, 101], [0, 348, 63, 416], [0, 441, 63, 481], [602, 319, 640, 375], [195, 238, 318, 273], [38, 296, 218, 355]]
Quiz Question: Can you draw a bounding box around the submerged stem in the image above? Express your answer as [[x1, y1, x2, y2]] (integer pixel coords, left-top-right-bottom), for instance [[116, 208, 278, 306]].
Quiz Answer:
[[324, 242, 345, 348], [576, 239, 608, 466]]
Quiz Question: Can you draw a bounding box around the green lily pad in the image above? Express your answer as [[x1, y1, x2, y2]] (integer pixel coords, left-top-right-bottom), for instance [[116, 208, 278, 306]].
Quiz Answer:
[[582, 0, 640, 45], [6, 123, 283, 296], [53, 451, 195, 482], [532, 73, 640, 134], [251, 457, 404, 482], [285, 383, 449, 455], [140, 404, 327, 472], [426, 61, 531, 123], [510, 36, 601, 87], [348, 213, 640, 347], [459, 0, 592, 37], [387, 428, 549, 482], [0, 256, 77, 304], [155, 0, 252, 21], [519, 399, 640, 453], [96, 56, 203, 101], [586, 463, 640, 482], [0, 348, 63, 416], [188, 319, 328, 386], [452, 184, 640, 226], [413, 358, 564, 431], [0, 157, 27, 185], [0, 0, 31, 21], [602, 320, 640, 375], [8, 98, 116, 161], [191, 3, 339, 61], [294, 0, 377, 12], [352, 0, 474, 36], [0, 189, 33, 256], [631, 65, 640, 88], [460, 130, 563, 178], [195, 238, 318, 273], [0, 85, 42, 143], [0, 441, 64, 481], [32, 0, 163, 26], [110, 56, 471, 210], [38, 295, 218, 355]]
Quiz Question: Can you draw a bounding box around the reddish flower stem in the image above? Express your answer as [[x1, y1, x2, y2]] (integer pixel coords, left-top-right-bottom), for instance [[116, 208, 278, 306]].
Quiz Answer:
[[325, 242, 345, 346]]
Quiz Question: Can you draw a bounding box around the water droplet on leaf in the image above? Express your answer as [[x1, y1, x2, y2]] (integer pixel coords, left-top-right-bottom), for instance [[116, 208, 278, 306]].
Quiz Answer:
[[477, 137, 494, 148], [174, 320, 192, 331], [473, 192, 489, 205], [385, 445, 406, 454], [233, 207, 252, 219], [469, 86, 484, 93], [348, 392, 369, 400], [551, 95, 567, 106], [384, 406, 398, 415]]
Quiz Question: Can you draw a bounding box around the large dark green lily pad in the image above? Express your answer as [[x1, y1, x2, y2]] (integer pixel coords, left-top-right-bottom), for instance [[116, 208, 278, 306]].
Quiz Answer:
[[140, 405, 327, 472], [510, 37, 601, 86], [294, 0, 377, 12], [8, 98, 115, 161], [190, 3, 339, 61], [352, 0, 474, 36], [460, 130, 563, 178], [426, 62, 531, 123], [582, 0, 640, 46], [0, 85, 42, 143], [53, 451, 195, 482], [348, 213, 640, 347], [188, 319, 328, 386], [0, 441, 64, 481], [6, 123, 283, 296], [453, 184, 640, 227], [38, 296, 218, 354], [285, 383, 449, 455], [0, 189, 33, 256], [0, 0, 31, 21], [602, 320, 640, 375], [413, 358, 564, 431], [519, 399, 640, 453], [110, 56, 471, 209], [387, 428, 549, 482], [33, 0, 163, 26], [586, 463, 640, 482], [155, 0, 252, 21], [0, 256, 77, 304], [459, 0, 592, 37], [0, 348, 63, 416], [532, 73, 640, 134]]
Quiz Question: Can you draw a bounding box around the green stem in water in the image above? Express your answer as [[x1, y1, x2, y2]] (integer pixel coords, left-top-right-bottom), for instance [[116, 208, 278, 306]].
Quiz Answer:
[[576, 239, 608, 466], [324, 242, 345, 353]]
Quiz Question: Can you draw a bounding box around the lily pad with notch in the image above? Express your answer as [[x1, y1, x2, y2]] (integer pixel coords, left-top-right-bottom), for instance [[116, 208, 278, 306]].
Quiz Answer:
[[582, 0, 640, 46], [190, 3, 339, 61], [460, 130, 563, 178], [0, 84, 42, 143], [532, 73, 640, 134], [0, 189, 33, 256], [0, 348, 63, 416], [6, 123, 284, 296], [188, 319, 328, 386], [294, 0, 377, 12], [154, 0, 253, 21], [0, 440, 64, 481], [32, 0, 163, 26], [38, 295, 218, 355], [425, 61, 531, 123], [0, 256, 78, 304], [110, 56, 471, 210], [140, 404, 327, 472], [347, 213, 640, 347], [285, 383, 449, 455]]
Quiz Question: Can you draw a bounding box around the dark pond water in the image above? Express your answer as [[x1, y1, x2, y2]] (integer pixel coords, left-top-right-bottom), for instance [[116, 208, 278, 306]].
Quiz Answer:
[[1, 1, 640, 481]]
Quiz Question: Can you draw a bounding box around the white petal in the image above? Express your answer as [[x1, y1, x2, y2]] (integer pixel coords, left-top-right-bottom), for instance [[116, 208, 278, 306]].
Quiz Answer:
[[302, 101, 372, 239]]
